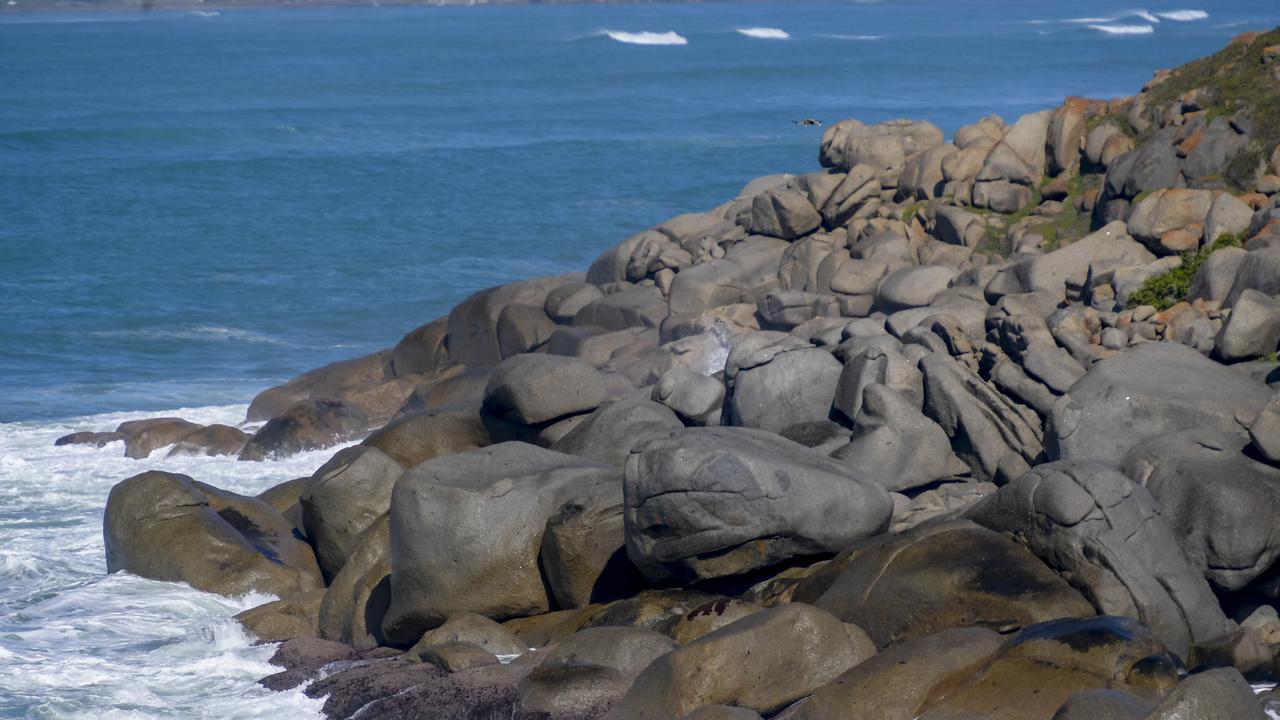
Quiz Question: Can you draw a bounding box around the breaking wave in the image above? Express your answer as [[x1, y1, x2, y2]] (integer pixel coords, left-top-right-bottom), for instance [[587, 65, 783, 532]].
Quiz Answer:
[[601, 30, 689, 46], [1155, 9, 1209, 21], [1088, 24, 1156, 35], [736, 27, 790, 40]]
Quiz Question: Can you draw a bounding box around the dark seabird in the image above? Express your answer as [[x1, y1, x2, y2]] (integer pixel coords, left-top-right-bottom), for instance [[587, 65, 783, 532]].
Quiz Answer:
[[794, 118, 823, 127]]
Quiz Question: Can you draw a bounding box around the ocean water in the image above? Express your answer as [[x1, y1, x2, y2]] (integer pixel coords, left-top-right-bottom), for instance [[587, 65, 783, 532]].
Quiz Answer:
[[4, 1, 1280, 717]]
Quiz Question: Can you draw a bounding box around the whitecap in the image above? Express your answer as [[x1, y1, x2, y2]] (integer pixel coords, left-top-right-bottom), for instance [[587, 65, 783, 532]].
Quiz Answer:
[[1131, 9, 1161, 23], [1156, 9, 1208, 21], [188, 10, 219, 17], [1088, 24, 1156, 35], [0, 404, 340, 718], [736, 27, 790, 40], [602, 30, 688, 46]]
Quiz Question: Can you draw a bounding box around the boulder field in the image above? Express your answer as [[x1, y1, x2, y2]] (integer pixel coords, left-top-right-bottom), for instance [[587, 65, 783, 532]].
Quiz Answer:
[[81, 29, 1280, 720]]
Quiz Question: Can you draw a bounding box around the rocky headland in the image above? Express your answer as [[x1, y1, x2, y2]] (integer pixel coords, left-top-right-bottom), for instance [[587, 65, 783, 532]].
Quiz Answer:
[[66, 28, 1280, 720]]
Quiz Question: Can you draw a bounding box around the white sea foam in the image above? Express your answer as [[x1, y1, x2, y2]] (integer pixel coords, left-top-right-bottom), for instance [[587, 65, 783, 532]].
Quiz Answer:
[[736, 27, 790, 40], [602, 30, 689, 46], [189, 10, 220, 16], [1131, 9, 1162, 23], [1156, 9, 1209, 21], [0, 405, 344, 718], [1088, 23, 1156, 35]]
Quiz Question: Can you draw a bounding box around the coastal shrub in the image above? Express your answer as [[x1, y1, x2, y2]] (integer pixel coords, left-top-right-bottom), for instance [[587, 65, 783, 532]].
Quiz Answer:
[[1126, 233, 1243, 310], [1144, 27, 1280, 190]]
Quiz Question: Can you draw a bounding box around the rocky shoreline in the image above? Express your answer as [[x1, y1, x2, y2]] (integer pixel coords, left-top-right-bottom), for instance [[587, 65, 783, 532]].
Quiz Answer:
[[64, 28, 1280, 719]]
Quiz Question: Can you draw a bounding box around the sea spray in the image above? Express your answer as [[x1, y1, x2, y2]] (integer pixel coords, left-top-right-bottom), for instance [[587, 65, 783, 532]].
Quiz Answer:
[[0, 405, 342, 718]]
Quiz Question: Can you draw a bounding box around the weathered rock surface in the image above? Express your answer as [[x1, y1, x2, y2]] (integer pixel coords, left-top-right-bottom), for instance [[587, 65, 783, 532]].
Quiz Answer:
[[482, 354, 608, 426], [104, 471, 323, 598], [1047, 342, 1268, 467], [301, 445, 402, 580], [792, 520, 1093, 648], [624, 426, 892, 583], [790, 627, 1003, 720], [915, 616, 1180, 720], [1123, 428, 1280, 592], [605, 604, 875, 719], [239, 398, 368, 461], [383, 443, 619, 645], [966, 461, 1235, 657]]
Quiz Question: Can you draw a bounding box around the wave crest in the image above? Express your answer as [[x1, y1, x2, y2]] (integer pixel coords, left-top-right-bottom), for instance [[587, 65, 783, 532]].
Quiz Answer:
[[1156, 9, 1208, 21], [736, 27, 790, 40], [1088, 24, 1155, 35], [602, 30, 688, 46]]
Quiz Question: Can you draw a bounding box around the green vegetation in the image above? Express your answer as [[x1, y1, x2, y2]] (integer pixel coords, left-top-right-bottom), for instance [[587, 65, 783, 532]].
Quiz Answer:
[[1125, 233, 1244, 310], [1143, 27, 1280, 190]]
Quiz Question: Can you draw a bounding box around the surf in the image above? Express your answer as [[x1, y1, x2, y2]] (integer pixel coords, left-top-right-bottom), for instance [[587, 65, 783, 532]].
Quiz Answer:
[[736, 27, 790, 40], [601, 30, 688, 46]]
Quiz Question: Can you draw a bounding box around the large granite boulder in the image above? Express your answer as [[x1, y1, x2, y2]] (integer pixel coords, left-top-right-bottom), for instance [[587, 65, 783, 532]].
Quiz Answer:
[[915, 616, 1180, 720], [540, 480, 648, 610], [245, 350, 391, 422], [164, 424, 249, 458], [820, 118, 945, 182], [1224, 247, 1280, 307], [1123, 428, 1280, 593], [104, 471, 323, 599], [965, 461, 1236, 657], [832, 383, 968, 493], [724, 336, 842, 432], [874, 265, 958, 313], [318, 515, 391, 651], [651, 367, 725, 426], [383, 443, 620, 645], [360, 406, 490, 468], [551, 398, 684, 469], [1126, 189, 1216, 251], [790, 627, 1003, 720], [606, 604, 875, 719], [1046, 341, 1268, 467], [117, 417, 201, 459], [517, 627, 676, 719], [624, 426, 892, 583], [446, 275, 575, 366], [746, 188, 821, 240], [792, 520, 1094, 648], [301, 444, 403, 580], [482, 354, 607, 426], [1214, 288, 1280, 362], [387, 317, 449, 378], [920, 351, 1043, 483], [238, 398, 368, 461], [1144, 667, 1266, 720]]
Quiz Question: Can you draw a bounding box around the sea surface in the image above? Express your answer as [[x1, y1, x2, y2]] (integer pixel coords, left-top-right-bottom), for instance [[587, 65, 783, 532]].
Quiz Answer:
[[3, 1, 1280, 717]]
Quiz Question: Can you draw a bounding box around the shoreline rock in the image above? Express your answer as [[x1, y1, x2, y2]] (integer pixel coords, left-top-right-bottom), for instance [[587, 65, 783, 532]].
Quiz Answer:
[[84, 28, 1280, 720]]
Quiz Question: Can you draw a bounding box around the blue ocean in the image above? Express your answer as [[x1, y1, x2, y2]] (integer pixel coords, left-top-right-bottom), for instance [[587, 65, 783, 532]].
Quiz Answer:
[[2, 1, 1279, 717]]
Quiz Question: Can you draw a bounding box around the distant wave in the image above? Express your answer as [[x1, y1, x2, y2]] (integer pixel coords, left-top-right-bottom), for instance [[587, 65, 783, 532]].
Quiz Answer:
[[93, 325, 291, 346], [816, 33, 883, 41], [1088, 24, 1156, 35], [188, 10, 220, 17], [1031, 9, 1206, 26], [736, 27, 790, 40], [1156, 9, 1209, 21], [601, 30, 688, 46]]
